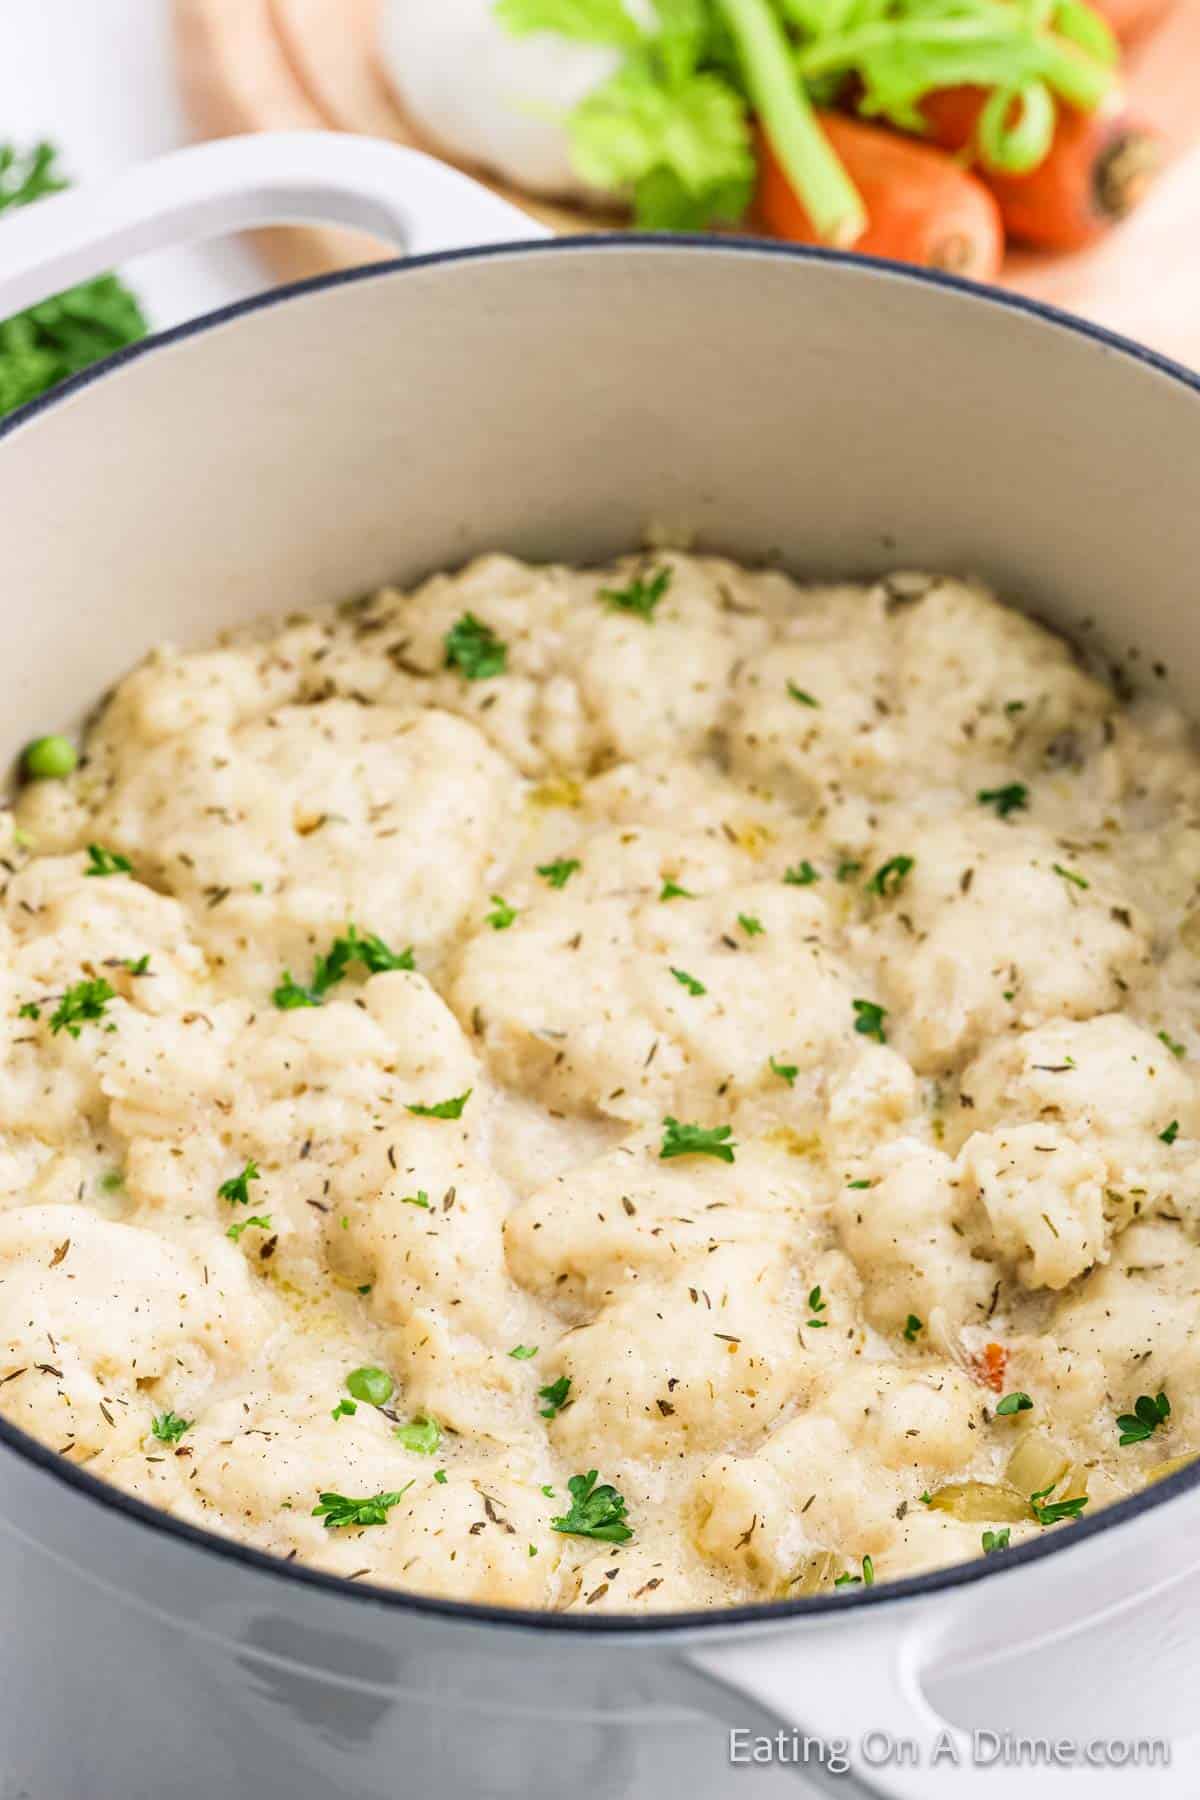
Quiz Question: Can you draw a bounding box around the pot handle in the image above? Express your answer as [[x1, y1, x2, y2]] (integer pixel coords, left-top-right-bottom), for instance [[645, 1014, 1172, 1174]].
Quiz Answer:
[[685, 1598, 1195, 1797], [0, 130, 548, 320]]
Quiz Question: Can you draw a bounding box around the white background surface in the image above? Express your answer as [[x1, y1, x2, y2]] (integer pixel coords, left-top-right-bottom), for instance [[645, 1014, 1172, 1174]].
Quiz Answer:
[[0, 0, 263, 328]]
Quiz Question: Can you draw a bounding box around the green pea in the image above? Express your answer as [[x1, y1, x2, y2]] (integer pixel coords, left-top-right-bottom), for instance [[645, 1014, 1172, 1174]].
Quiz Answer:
[[346, 1365, 394, 1407], [23, 735, 78, 781]]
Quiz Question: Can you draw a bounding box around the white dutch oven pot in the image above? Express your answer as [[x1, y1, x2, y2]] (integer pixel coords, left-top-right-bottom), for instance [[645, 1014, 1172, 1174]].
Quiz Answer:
[[1, 136, 1199, 1800]]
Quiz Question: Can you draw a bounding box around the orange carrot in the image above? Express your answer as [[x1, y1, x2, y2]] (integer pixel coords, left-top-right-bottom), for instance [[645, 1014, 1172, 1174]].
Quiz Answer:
[[970, 1342, 1009, 1394], [923, 88, 1164, 250], [755, 114, 1004, 280]]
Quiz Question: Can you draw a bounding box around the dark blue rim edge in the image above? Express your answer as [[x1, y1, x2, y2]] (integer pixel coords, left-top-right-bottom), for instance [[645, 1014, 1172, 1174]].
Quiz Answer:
[[2, 230, 1199, 1640]]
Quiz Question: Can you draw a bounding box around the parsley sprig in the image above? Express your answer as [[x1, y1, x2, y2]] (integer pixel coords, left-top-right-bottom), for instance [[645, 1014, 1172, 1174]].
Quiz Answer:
[[599, 566, 671, 621], [551, 1469, 633, 1542], [660, 1116, 736, 1163], [273, 925, 414, 1009], [538, 1375, 571, 1419], [1116, 1391, 1169, 1446], [444, 613, 507, 680], [852, 998, 888, 1043], [50, 977, 115, 1038], [407, 1089, 472, 1120], [151, 1411, 191, 1445], [313, 1485, 413, 1530]]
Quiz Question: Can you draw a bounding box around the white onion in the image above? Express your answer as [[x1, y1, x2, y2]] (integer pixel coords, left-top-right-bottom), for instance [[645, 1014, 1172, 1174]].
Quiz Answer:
[[379, 0, 650, 201]]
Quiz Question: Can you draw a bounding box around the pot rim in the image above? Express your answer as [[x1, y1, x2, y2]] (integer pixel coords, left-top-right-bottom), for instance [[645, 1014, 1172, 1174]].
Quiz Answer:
[[3, 230, 1199, 1638]]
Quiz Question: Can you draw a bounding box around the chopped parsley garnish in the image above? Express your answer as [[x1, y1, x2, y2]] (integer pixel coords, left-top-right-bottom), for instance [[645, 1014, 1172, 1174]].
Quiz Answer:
[[347, 1366, 395, 1407], [852, 998, 888, 1044], [836, 860, 862, 882], [1052, 862, 1089, 891], [49, 977, 116, 1038], [125, 954, 151, 976], [151, 1411, 192, 1444], [867, 855, 914, 897], [1116, 1391, 1170, 1446], [835, 1556, 874, 1587], [551, 1469, 633, 1542], [670, 967, 706, 996], [1160, 1120, 1180, 1144], [1158, 1029, 1186, 1060], [509, 1344, 538, 1361], [17, 1002, 39, 1021], [903, 1314, 923, 1343], [401, 1189, 431, 1209], [313, 1485, 413, 1530], [660, 1116, 735, 1163], [273, 925, 414, 1008], [434, 1469, 447, 1484], [846, 1178, 872, 1190], [599, 565, 671, 622], [978, 784, 1029, 819], [444, 612, 507, 680], [806, 1284, 828, 1329], [537, 858, 581, 890], [995, 1391, 1033, 1417], [769, 1054, 798, 1087], [982, 1528, 1011, 1555], [659, 879, 695, 901], [737, 912, 764, 937], [538, 1375, 571, 1419], [787, 681, 818, 708], [486, 895, 517, 930], [406, 1089, 472, 1120], [784, 861, 820, 886], [227, 1213, 271, 1243], [331, 1398, 357, 1421], [217, 1160, 261, 1207], [84, 843, 132, 877], [394, 1416, 442, 1455], [1029, 1483, 1089, 1526]]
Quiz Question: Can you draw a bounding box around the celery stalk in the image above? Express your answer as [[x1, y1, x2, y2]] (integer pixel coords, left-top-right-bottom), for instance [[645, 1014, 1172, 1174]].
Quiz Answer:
[[717, 0, 868, 247]]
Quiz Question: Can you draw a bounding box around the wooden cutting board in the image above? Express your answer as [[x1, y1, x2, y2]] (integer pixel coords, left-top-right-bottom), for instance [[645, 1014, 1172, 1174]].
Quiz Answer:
[[176, 0, 1200, 367]]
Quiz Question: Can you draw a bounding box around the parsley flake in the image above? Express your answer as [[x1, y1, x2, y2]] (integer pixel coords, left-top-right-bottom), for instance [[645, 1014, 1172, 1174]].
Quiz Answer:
[[444, 613, 507, 680], [867, 855, 914, 897], [1160, 1120, 1180, 1144], [806, 1284, 828, 1329], [273, 926, 414, 1009], [434, 1469, 447, 1485], [401, 1189, 431, 1209], [394, 1416, 442, 1455], [406, 1090, 472, 1120], [903, 1314, 923, 1343], [836, 860, 862, 883], [227, 1213, 271, 1243], [1052, 861, 1089, 891], [537, 858, 581, 890], [737, 912, 764, 937], [852, 998, 888, 1044], [995, 1391, 1033, 1417], [313, 1485, 413, 1530], [84, 843, 132, 878], [1029, 1483, 1089, 1526], [769, 1054, 798, 1087], [347, 1367, 395, 1407], [1116, 1391, 1170, 1446], [1158, 1030, 1186, 1060], [784, 861, 820, 886], [670, 967, 706, 996], [217, 1160, 260, 1207], [50, 977, 115, 1038], [660, 1116, 735, 1163], [538, 1375, 571, 1419], [151, 1411, 191, 1445], [551, 1469, 633, 1542], [659, 879, 695, 901], [978, 784, 1029, 819], [835, 1556, 874, 1587], [787, 681, 819, 708], [599, 566, 671, 622], [509, 1344, 538, 1361], [331, 1398, 357, 1421], [486, 895, 517, 930], [982, 1528, 1011, 1555]]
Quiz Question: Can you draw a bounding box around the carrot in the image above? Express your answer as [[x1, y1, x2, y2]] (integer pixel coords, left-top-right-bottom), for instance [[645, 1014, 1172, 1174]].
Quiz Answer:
[[924, 88, 1164, 250], [1087, 0, 1175, 43], [755, 114, 1004, 281], [970, 1342, 1010, 1394]]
